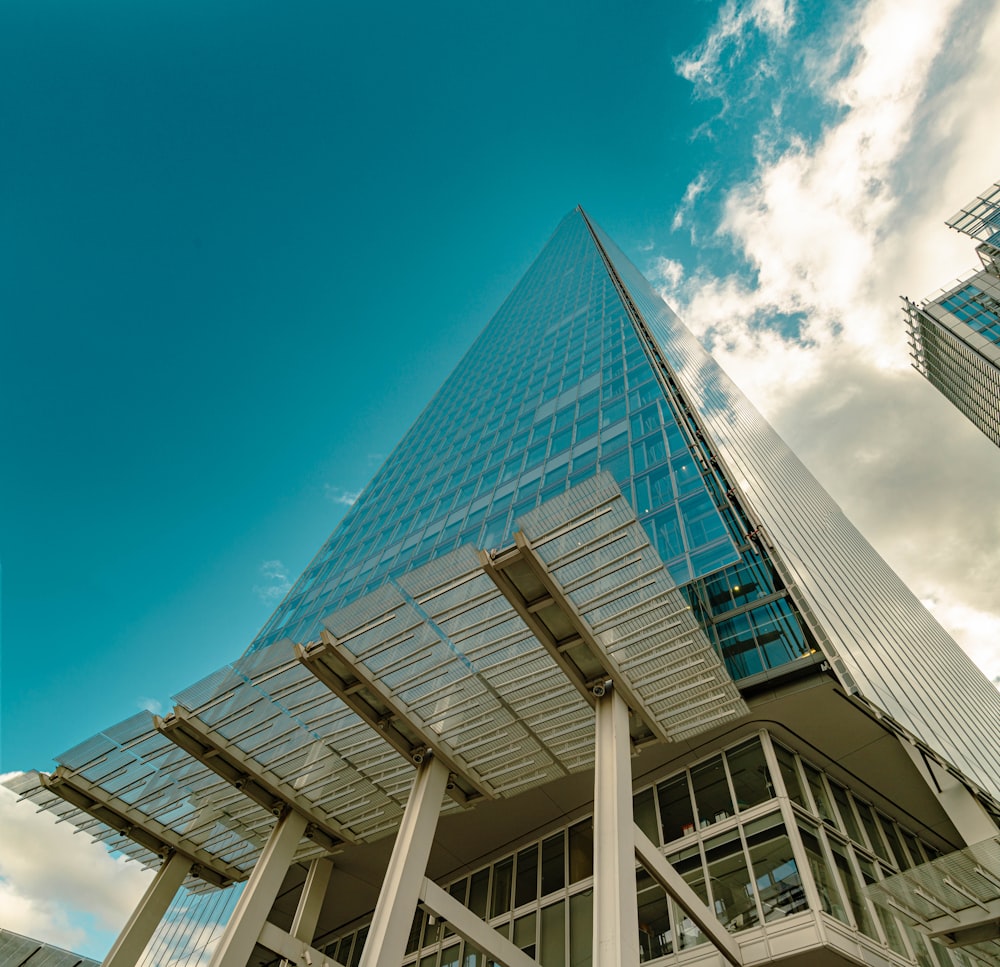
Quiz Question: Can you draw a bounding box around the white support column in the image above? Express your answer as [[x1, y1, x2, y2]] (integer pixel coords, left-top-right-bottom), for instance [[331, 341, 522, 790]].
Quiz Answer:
[[279, 857, 334, 967], [102, 851, 193, 967], [359, 755, 450, 967], [592, 686, 640, 967], [208, 809, 308, 967]]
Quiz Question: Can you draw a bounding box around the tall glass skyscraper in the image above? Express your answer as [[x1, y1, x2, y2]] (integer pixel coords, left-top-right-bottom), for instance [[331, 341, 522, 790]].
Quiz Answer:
[[905, 180, 1000, 448], [251, 207, 1000, 797], [13, 209, 1000, 967]]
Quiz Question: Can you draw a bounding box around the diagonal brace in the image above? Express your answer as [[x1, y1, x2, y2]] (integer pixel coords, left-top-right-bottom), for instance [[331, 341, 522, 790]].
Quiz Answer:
[[419, 878, 537, 967], [634, 826, 743, 966]]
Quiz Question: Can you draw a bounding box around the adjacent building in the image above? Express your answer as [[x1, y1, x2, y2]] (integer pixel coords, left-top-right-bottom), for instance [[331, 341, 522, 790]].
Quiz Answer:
[[7, 209, 1000, 967], [0, 928, 100, 967], [904, 180, 1000, 447]]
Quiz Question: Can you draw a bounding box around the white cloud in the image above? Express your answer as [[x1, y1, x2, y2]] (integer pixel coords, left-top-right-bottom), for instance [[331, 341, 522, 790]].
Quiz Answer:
[[324, 484, 361, 507], [651, 256, 685, 294], [672, 173, 709, 231], [0, 775, 152, 957], [253, 559, 292, 604], [668, 0, 1000, 680], [675, 0, 796, 101], [137, 697, 162, 716]]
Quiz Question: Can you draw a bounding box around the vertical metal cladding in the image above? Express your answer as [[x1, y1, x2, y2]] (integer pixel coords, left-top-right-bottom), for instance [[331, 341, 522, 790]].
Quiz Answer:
[[586, 214, 1000, 799]]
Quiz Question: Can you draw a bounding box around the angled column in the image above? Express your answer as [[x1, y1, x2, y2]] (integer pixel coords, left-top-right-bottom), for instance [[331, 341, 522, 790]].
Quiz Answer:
[[208, 809, 308, 967], [634, 827, 743, 966], [359, 755, 450, 967], [592, 685, 640, 967], [419, 879, 536, 967], [902, 742, 1000, 845], [279, 857, 335, 967], [102, 850, 193, 967]]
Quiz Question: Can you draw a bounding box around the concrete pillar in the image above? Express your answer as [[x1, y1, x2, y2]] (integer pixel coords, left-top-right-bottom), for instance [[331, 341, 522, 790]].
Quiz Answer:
[[592, 686, 640, 967]]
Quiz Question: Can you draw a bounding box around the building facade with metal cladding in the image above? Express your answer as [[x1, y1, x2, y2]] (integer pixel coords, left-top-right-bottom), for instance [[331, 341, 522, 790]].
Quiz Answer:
[[905, 180, 1000, 450], [0, 929, 101, 967], [7, 209, 1000, 967]]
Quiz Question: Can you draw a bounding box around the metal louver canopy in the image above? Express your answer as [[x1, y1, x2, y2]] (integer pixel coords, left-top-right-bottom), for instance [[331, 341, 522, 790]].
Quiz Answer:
[[5, 472, 748, 887], [866, 835, 1000, 965]]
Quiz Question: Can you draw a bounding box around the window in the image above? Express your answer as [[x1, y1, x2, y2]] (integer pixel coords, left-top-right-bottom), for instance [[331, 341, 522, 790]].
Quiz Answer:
[[745, 814, 806, 921]]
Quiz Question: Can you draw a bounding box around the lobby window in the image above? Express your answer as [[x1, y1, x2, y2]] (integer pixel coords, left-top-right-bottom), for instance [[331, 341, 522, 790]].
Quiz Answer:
[[636, 869, 672, 962], [745, 813, 806, 921], [704, 828, 758, 932], [691, 755, 735, 828]]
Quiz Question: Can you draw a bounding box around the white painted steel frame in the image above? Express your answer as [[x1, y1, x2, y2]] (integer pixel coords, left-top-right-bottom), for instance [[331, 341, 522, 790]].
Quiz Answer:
[[359, 755, 450, 967], [592, 687, 640, 967], [418, 879, 537, 967], [208, 809, 309, 967], [102, 852, 193, 967]]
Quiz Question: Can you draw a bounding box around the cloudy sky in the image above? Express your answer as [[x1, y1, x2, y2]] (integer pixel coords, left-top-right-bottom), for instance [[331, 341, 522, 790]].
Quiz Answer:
[[1, 0, 999, 957]]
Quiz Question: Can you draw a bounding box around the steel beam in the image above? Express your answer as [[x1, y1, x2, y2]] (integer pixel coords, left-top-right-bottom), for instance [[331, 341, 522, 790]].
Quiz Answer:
[[102, 851, 193, 967], [40, 768, 240, 888], [633, 826, 743, 966], [592, 686, 640, 967], [258, 922, 345, 967], [359, 755, 449, 967], [156, 707, 347, 852], [277, 857, 335, 967], [291, 856, 335, 943], [296, 638, 482, 805], [419, 878, 537, 967], [479, 548, 596, 709], [491, 533, 668, 746], [208, 809, 309, 967]]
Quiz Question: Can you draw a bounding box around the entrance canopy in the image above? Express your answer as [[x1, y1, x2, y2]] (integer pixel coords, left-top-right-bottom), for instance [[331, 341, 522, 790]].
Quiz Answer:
[[7, 474, 748, 891]]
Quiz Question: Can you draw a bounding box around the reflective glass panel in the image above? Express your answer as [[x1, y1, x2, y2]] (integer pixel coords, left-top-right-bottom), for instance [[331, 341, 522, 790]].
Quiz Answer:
[[636, 869, 673, 962], [540, 902, 565, 966], [569, 890, 593, 967], [541, 833, 566, 897], [569, 821, 594, 884], [745, 813, 806, 921], [797, 822, 848, 923], [829, 838, 878, 938], [633, 787, 659, 844], [691, 756, 734, 828], [657, 773, 695, 842], [704, 829, 758, 932], [491, 858, 513, 918], [726, 739, 774, 810], [515, 846, 539, 909], [669, 843, 708, 949]]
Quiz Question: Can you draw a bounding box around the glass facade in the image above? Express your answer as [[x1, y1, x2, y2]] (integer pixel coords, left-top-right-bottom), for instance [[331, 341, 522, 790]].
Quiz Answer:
[[251, 211, 747, 659], [908, 179, 1000, 452], [589, 218, 1000, 799], [0, 929, 101, 967], [938, 283, 1000, 344], [321, 733, 964, 967], [251, 206, 1000, 796], [906, 278, 1000, 450], [135, 208, 1000, 965]]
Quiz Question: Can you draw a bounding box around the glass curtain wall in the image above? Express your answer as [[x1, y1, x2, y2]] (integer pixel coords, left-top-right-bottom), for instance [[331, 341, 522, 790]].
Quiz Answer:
[[321, 733, 956, 967]]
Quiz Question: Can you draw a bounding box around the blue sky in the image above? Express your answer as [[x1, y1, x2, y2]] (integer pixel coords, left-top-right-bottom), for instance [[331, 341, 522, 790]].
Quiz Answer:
[[2, 0, 1000, 956], [0, 0, 732, 774]]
